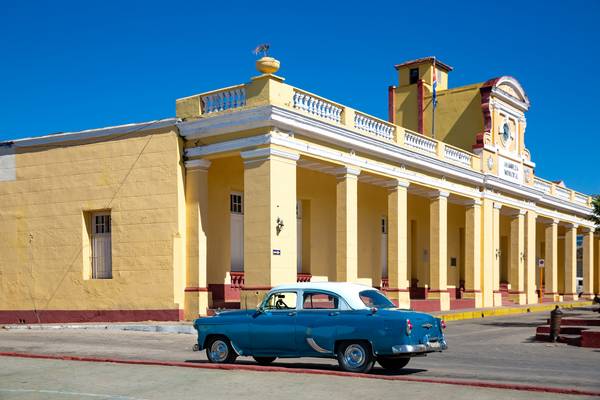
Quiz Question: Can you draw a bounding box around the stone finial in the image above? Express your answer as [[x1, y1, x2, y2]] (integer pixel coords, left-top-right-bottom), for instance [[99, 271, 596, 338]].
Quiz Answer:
[[256, 56, 280, 74]]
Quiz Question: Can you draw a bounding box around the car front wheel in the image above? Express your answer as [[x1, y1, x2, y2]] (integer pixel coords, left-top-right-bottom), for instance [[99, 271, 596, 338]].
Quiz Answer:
[[337, 341, 374, 373], [378, 357, 410, 371], [206, 336, 237, 364]]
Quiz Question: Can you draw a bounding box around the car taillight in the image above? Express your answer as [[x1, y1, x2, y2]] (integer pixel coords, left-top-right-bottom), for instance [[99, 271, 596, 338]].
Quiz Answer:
[[405, 319, 412, 335], [441, 320, 446, 330]]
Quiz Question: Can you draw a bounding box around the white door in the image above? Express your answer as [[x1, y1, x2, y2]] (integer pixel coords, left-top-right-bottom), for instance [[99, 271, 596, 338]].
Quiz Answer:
[[297, 201, 302, 273], [230, 193, 244, 272], [381, 217, 388, 278]]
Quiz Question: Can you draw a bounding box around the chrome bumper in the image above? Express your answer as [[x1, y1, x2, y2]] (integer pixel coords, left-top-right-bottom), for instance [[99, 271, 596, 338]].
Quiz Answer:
[[392, 339, 447, 354]]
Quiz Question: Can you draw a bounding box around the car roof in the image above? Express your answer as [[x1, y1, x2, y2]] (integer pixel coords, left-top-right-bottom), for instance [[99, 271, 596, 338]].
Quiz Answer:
[[270, 282, 375, 310]]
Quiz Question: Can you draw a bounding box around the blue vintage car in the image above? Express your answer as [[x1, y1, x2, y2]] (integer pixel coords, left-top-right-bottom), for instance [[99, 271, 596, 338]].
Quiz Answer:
[[193, 282, 447, 373]]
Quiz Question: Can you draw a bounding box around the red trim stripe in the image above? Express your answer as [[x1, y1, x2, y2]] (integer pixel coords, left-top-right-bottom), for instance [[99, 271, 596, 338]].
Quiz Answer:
[[0, 352, 598, 397]]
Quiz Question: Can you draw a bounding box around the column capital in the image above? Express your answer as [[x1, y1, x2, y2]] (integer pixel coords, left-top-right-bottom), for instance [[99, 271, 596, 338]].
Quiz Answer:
[[185, 158, 211, 171], [428, 190, 449, 200], [334, 166, 361, 178], [240, 147, 300, 164], [581, 226, 596, 233], [493, 202, 503, 210], [386, 179, 410, 190], [506, 209, 527, 217], [565, 222, 579, 230], [543, 218, 559, 226]]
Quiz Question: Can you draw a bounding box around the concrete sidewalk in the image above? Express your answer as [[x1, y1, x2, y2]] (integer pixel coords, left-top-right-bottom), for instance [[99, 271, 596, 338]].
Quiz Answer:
[[2, 301, 594, 334]]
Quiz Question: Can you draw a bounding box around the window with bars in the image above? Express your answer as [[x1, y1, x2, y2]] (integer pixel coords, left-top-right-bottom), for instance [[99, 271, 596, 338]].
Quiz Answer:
[[230, 193, 243, 214], [92, 212, 112, 279]]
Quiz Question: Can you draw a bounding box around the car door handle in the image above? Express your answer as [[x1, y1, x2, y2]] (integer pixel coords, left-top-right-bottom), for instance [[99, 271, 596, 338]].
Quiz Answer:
[[328, 312, 339, 316], [288, 312, 297, 316]]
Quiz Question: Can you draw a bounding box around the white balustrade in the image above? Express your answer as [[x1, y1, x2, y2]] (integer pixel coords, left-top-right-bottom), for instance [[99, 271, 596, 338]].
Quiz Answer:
[[404, 130, 437, 154], [201, 87, 246, 114], [444, 146, 472, 166], [293, 90, 342, 123], [353, 113, 395, 141], [533, 178, 552, 194], [555, 186, 571, 200], [574, 192, 589, 205]]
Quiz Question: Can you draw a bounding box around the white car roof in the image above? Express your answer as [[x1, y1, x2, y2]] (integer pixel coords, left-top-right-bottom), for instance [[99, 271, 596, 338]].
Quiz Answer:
[[269, 282, 377, 310]]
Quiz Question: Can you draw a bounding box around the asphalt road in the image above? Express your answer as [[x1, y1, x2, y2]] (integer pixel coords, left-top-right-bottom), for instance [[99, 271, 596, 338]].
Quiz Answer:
[[0, 308, 599, 399], [1, 356, 596, 400]]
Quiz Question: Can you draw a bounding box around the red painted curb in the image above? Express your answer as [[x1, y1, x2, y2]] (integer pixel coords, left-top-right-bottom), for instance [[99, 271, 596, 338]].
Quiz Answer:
[[1, 351, 598, 397]]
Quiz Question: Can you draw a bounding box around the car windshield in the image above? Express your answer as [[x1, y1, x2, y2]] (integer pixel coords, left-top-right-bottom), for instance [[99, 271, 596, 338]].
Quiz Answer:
[[359, 290, 396, 309]]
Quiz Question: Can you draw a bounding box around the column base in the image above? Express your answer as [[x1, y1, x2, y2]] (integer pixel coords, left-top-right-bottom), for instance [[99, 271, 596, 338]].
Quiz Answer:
[[426, 291, 450, 311], [386, 289, 410, 309], [240, 288, 271, 310], [493, 291, 503, 307], [462, 290, 483, 308], [544, 292, 560, 302], [526, 291, 539, 305], [509, 292, 527, 305], [184, 289, 212, 320], [561, 293, 578, 301], [581, 293, 595, 300]]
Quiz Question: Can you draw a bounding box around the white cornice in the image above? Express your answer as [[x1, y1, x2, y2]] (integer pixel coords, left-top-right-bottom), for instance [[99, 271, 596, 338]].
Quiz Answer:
[[181, 105, 592, 220]]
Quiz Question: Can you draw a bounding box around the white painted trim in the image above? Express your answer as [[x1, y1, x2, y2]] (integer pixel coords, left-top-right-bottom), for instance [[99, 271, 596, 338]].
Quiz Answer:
[[181, 105, 592, 219], [185, 159, 211, 170], [240, 147, 300, 162], [333, 166, 361, 177], [3, 118, 179, 148]]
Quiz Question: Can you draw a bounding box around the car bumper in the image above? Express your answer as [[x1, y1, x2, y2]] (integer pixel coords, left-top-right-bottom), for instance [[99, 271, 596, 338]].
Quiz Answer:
[[391, 339, 447, 354]]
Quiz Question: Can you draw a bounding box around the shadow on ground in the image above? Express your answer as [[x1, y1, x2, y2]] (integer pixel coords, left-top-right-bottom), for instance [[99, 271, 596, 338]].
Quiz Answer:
[[183, 359, 428, 376]]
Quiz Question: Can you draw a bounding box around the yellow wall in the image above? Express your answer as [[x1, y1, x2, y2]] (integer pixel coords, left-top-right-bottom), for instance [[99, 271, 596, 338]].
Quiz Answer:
[[447, 203, 465, 288], [422, 85, 483, 151], [206, 156, 244, 285], [0, 128, 185, 312], [297, 168, 336, 279], [357, 182, 387, 285]]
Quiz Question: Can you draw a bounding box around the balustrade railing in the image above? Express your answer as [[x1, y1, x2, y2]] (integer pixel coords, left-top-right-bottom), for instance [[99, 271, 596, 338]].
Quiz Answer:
[[353, 112, 395, 141], [574, 192, 589, 206], [534, 177, 552, 194], [444, 145, 472, 166], [230, 271, 245, 289], [555, 186, 571, 201], [201, 86, 246, 114], [404, 130, 437, 154], [292, 90, 342, 123]]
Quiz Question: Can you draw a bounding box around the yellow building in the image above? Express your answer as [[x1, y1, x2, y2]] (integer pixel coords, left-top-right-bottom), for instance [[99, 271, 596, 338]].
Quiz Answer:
[[0, 56, 597, 323]]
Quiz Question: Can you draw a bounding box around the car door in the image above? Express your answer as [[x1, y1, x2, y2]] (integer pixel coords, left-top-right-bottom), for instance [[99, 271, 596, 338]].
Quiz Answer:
[[250, 291, 299, 356], [295, 291, 341, 356]]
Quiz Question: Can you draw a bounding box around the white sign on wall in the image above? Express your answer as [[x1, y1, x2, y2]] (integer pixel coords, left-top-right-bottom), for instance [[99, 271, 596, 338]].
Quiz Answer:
[[498, 156, 522, 184]]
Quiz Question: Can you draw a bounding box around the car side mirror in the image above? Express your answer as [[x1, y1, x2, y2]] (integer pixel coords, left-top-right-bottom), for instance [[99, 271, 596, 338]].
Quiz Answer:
[[253, 306, 264, 317]]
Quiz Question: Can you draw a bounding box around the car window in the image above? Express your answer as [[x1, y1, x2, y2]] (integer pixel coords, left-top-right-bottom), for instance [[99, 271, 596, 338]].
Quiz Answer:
[[359, 290, 396, 309], [264, 291, 297, 310], [303, 292, 339, 309]]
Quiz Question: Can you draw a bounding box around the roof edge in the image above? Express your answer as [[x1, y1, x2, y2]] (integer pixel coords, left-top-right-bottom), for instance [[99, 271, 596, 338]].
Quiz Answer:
[[394, 57, 453, 72], [1, 118, 180, 148]]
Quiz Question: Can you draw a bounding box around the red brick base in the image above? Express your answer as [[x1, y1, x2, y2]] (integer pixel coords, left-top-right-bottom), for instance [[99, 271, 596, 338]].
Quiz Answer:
[[0, 309, 183, 324]]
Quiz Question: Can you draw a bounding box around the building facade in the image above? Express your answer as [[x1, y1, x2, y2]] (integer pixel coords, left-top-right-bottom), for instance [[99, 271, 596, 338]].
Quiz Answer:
[[0, 57, 598, 323]]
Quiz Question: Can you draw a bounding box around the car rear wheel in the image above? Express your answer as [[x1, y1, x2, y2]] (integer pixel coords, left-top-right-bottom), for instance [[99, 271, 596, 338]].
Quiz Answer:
[[253, 356, 276, 365], [206, 336, 237, 364], [378, 357, 410, 370], [337, 341, 374, 373]]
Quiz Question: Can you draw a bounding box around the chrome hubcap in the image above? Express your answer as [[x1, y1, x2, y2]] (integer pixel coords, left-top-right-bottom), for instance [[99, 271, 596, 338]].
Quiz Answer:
[[344, 344, 366, 368], [209, 340, 229, 362]]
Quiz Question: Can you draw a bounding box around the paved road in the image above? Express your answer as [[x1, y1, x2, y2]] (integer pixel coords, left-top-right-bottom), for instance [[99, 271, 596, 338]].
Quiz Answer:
[[1, 356, 597, 400], [0, 308, 599, 398]]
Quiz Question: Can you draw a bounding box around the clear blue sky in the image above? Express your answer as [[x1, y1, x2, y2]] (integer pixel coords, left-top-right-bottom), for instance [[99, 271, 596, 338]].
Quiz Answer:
[[1, 1, 598, 194]]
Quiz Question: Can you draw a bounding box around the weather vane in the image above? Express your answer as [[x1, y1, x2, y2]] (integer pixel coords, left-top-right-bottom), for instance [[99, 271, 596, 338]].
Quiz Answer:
[[253, 43, 270, 58]]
